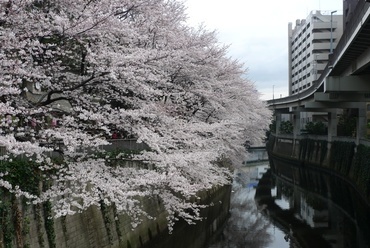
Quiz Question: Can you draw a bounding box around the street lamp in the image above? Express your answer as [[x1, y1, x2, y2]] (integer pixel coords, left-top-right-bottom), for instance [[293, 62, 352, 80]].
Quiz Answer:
[[330, 10, 337, 54]]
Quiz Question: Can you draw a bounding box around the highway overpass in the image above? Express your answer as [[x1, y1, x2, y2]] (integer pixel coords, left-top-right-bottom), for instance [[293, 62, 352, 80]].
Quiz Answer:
[[267, 2, 370, 144]]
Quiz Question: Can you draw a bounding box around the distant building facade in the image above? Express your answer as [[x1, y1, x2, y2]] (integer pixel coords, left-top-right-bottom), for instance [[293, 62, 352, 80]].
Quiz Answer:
[[288, 10, 343, 96]]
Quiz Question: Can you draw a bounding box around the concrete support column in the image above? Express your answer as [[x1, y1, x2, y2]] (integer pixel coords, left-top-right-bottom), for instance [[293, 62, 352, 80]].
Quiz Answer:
[[356, 105, 367, 144], [293, 111, 301, 138], [275, 113, 282, 135], [327, 110, 338, 143]]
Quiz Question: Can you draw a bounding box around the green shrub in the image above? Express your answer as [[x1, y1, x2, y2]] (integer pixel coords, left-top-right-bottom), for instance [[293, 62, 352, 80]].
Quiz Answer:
[[279, 120, 293, 134], [337, 115, 356, 137], [305, 121, 327, 135]]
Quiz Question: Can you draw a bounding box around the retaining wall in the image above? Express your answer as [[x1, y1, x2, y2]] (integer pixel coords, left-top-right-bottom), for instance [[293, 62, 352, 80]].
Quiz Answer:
[[0, 184, 231, 248], [267, 134, 370, 204]]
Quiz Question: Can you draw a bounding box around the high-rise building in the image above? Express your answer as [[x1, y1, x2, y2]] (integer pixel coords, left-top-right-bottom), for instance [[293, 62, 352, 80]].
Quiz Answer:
[[288, 11, 343, 96]]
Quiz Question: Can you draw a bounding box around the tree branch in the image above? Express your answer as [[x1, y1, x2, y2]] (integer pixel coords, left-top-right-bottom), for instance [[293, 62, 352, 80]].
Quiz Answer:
[[39, 72, 110, 107], [39, 96, 70, 107]]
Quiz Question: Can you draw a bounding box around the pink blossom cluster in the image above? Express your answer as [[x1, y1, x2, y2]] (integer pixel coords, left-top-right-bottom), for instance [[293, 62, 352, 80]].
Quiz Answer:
[[0, 0, 271, 230]]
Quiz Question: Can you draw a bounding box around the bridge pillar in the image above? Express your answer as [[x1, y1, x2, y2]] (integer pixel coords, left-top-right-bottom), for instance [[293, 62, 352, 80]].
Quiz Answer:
[[275, 113, 282, 134], [293, 111, 301, 138], [356, 105, 367, 144], [327, 110, 338, 143]]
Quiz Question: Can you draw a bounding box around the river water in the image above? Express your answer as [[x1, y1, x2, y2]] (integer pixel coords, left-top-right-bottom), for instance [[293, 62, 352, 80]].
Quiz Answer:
[[208, 163, 299, 248], [208, 162, 370, 248]]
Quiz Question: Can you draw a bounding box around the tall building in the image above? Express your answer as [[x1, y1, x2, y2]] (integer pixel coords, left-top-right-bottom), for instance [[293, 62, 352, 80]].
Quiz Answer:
[[288, 11, 343, 96]]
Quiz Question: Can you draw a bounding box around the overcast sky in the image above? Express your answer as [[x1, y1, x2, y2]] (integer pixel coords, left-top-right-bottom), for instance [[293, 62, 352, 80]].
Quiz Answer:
[[184, 0, 343, 100]]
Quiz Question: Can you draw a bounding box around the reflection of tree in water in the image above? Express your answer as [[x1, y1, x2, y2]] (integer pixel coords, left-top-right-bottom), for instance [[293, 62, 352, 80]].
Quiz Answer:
[[210, 186, 273, 248]]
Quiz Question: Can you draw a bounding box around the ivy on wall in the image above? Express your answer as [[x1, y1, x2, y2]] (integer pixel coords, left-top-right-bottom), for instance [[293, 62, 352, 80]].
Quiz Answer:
[[329, 141, 356, 176], [0, 158, 57, 248], [35, 203, 45, 248], [100, 200, 114, 245], [0, 158, 41, 196], [299, 138, 327, 164], [44, 201, 56, 248], [0, 149, 141, 247], [351, 144, 370, 200], [113, 205, 123, 245], [0, 190, 15, 248], [0, 158, 41, 248]]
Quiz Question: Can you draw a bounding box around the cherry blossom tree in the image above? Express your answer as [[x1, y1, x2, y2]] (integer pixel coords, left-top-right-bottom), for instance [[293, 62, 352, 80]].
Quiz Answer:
[[0, 0, 271, 230]]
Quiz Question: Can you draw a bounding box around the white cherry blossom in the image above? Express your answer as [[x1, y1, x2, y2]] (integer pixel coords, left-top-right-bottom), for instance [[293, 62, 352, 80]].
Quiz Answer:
[[0, 0, 271, 229]]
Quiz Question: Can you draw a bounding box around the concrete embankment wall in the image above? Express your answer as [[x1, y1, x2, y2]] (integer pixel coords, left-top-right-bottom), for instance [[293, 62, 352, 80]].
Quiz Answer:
[[266, 134, 370, 204], [0, 141, 232, 248], [0, 184, 231, 248]]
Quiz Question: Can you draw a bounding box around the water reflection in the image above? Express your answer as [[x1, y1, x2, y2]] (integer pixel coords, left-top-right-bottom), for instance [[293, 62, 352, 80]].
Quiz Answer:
[[260, 162, 370, 248], [208, 164, 296, 248], [267, 173, 370, 248], [216, 188, 272, 247], [209, 162, 370, 248]]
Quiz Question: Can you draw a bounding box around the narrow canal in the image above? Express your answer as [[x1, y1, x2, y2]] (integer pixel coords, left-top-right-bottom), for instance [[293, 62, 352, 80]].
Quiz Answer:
[[208, 162, 370, 248]]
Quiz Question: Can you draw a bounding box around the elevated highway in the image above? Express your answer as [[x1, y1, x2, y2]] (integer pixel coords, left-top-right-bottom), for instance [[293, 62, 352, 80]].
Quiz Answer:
[[267, 1, 370, 143], [268, 0, 370, 110]]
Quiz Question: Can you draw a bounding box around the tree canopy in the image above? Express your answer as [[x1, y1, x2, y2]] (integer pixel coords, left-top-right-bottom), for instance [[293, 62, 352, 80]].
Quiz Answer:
[[0, 0, 271, 230]]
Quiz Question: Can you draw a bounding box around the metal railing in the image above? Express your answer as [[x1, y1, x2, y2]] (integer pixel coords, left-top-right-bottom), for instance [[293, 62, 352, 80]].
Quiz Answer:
[[272, 133, 357, 144], [0, 139, 149, 158]]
